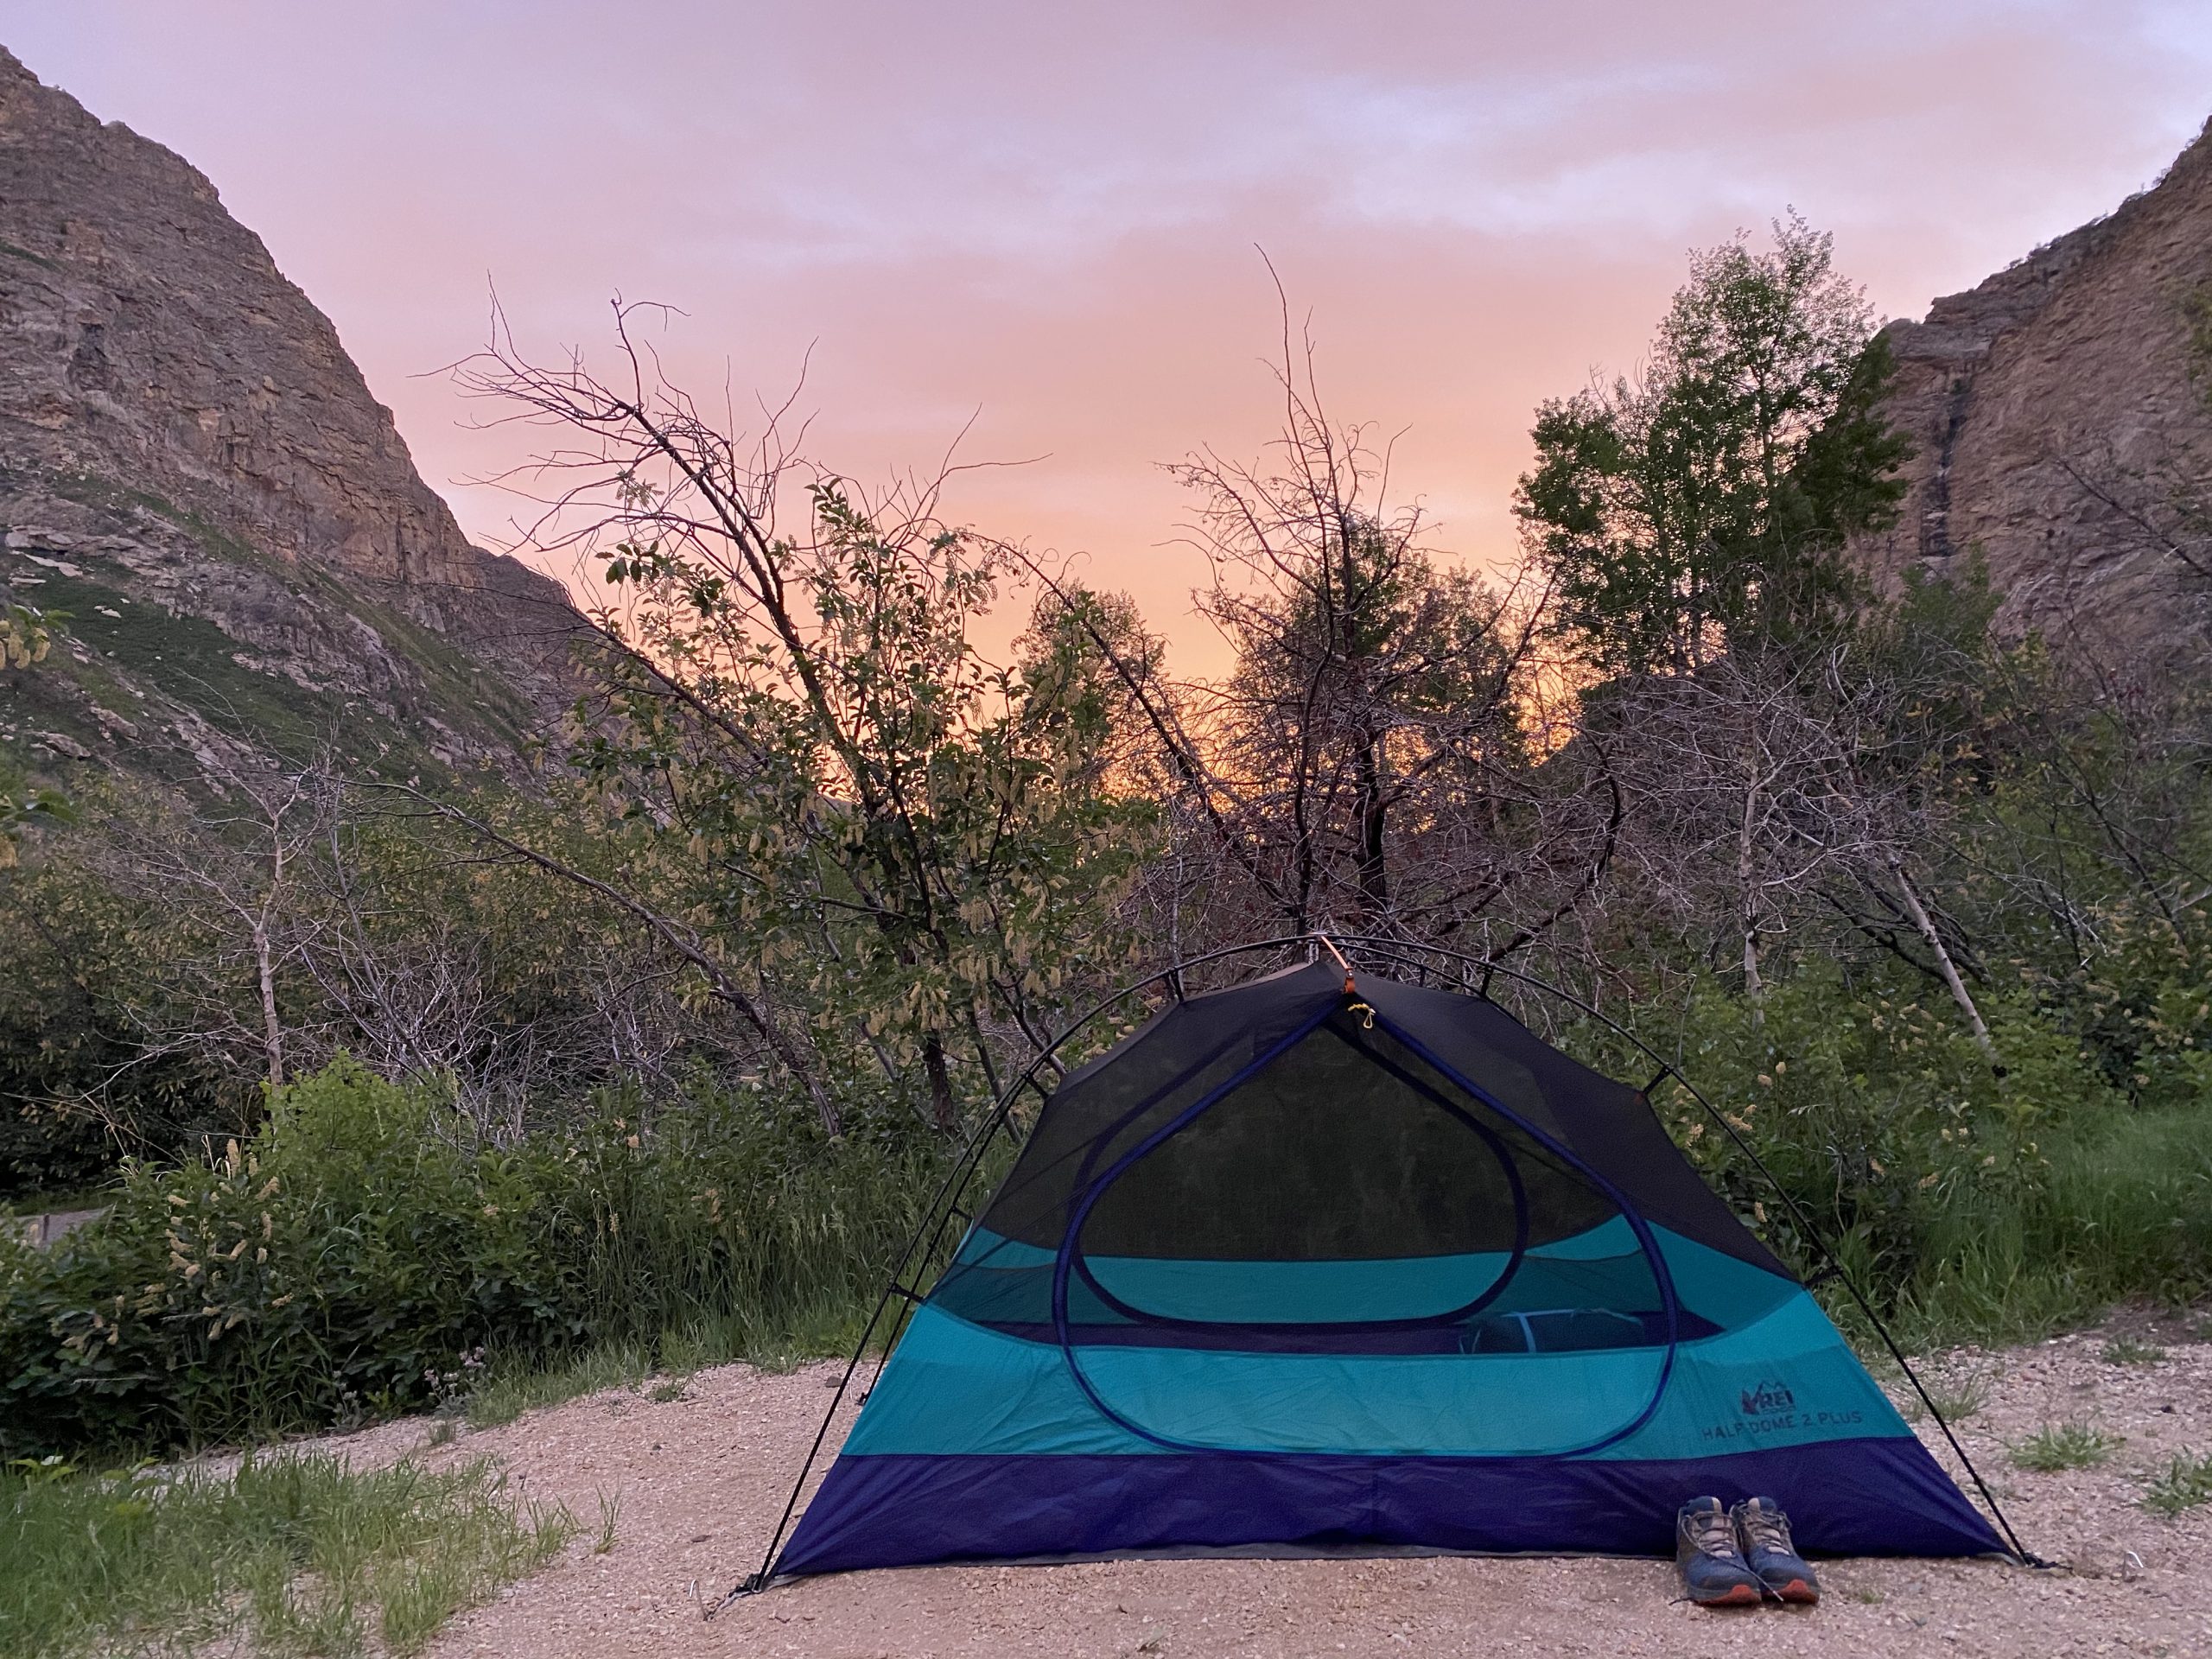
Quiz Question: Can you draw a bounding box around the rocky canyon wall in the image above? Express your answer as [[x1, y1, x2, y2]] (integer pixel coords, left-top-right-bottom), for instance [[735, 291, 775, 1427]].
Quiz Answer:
[[1857, 120, 2212, 664]]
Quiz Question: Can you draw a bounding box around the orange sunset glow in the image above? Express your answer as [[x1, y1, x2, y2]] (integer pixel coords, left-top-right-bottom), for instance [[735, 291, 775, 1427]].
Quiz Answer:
[[10, 2, 2212, 670]]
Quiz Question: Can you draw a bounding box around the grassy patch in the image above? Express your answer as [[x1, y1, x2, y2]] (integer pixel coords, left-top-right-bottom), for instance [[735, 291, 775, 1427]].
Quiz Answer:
[[1866, 1096, 2212, 1353], [22, 569, 365, 764], [2101, 1336, 2168, 1365], [2144, 1451, 2212, 1517], [1897, 1364, 1997, 1425], [466, 1342, 656, 1430], [12, 477, 514, 785], [463, 1308, 880, 1429], [2010, 1420, 2122, 1472], [0, 1450, 573, 1658]]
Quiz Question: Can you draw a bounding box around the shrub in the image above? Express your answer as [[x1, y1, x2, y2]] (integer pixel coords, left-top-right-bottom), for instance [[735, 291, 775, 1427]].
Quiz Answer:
[[1557, 938, 2212, 1351], [0, 1059, 947, 1458]]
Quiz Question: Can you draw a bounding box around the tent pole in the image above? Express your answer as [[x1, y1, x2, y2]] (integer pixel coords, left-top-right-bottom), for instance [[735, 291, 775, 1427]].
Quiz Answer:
[[728, 931, 2039, 1598], [1334, 933, 2044, 1569], [1308, 931, 1357, 988]]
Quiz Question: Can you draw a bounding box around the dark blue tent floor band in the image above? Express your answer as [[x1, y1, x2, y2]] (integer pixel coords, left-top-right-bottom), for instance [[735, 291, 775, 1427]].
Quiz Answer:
[[778, 1439, 2000, 1577], [762, 957, 2012, 1583]]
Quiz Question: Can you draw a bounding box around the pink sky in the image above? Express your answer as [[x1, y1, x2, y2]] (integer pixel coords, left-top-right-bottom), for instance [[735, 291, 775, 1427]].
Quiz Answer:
[[10, 3, 2212, 672]]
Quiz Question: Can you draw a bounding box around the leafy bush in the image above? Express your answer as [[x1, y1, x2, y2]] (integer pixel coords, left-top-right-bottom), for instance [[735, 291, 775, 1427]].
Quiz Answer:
[[0, 853, 243, 1194], [0, 1059, 947, 1458], [1556, 917, 2212, 1351]]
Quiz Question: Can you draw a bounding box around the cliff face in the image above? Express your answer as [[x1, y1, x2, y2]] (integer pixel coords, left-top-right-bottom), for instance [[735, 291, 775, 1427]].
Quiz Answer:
[[1859, 121, 2212, 661], [0, 47, 578, 784]]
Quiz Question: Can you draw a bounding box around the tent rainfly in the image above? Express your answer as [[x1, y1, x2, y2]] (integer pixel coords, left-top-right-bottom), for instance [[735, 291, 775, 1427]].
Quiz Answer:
[[763, 958, 2009, 1580]]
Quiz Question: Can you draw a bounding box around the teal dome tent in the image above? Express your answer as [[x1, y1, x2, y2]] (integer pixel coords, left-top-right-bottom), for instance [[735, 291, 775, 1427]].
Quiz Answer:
[[734, 943, 2024, 1592]]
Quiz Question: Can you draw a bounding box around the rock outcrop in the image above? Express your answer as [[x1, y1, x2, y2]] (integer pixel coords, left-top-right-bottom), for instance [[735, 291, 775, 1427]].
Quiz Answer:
[[1859, 120, 2212, 661], [0, 46, 581, 783]]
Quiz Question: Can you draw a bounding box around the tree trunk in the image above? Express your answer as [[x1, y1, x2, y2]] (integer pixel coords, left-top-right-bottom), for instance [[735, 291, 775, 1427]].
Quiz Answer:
[[922, 1032, 957, 1134], [1888, 855, 1999, 1067], [1738, 777, 1764, 1018], [1353, 734, 1390, 926], [251, 918, 283, 1093]]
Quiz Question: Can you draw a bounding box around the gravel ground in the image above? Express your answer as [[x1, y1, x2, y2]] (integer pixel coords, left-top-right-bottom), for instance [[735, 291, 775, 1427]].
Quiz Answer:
[[232, 1316, 2212, 1658]]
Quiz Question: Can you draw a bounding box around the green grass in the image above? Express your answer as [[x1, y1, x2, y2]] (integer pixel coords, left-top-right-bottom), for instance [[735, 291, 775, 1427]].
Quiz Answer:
[[462, 1298, 888, 1430], [0, 1451, 575, 1658], [16, 569, 396, 774], [1896, 1364, 1996, 1425], [13, 473, 518, 786], [2010, 1420, 2122, 1472], [2144, 1451, 2212, 1517], [1870, 1096, 2212, 1352], [2101, 1336, 2168, 1365], [466, 1342, 659, 1430]]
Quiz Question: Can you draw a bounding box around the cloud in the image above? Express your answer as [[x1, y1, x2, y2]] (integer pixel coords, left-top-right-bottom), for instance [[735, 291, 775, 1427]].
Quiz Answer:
[[7, 0, 2211, 673]]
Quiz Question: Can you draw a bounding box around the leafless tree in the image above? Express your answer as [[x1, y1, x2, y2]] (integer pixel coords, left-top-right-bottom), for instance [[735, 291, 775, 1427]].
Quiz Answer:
[[1024, 347, 1619, 964], [1601, 645, 1998, 1058], [90, 759, 334, 1101], [441, 297, 1157, 1135]]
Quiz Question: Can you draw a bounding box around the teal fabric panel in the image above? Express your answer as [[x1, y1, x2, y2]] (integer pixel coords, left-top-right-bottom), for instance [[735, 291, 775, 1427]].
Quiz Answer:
[[954, 1218, 1636, 1270], [1600, 1285, 1915, 1462], [1067, 1331, 1669, 1454], [1652, 1224, 1800, 1328], [944, 1226, 1532, 1325], [1086, 1248, 1518, 1323], [939, 1223, 1796, 1332], [847, 1257, 1910, 1461], [954, 1228, 1055, 1268], [1527, 1215, 1636, 1259]]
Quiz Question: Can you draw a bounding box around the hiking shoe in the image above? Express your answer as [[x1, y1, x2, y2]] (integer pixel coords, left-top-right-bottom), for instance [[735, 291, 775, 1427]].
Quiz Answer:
[[1675, 1497, 1764, 1606], [1731, 1496, 1820, 1605]]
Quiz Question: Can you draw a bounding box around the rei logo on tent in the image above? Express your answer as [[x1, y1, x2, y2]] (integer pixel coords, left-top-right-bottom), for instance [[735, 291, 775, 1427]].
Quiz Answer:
[[1740, 1379, 1796, 1416]]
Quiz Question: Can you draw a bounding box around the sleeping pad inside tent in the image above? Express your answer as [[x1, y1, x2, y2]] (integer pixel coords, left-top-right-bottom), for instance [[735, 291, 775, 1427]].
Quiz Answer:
[[771, 960, 2004, 1577]]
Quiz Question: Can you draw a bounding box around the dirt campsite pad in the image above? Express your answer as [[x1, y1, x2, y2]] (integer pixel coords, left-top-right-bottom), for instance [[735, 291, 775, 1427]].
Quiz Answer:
[[245, 1325, 2212, 1658]]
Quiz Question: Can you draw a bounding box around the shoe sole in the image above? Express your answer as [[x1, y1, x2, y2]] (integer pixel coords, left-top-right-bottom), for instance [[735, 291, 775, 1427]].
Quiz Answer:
[[1688, 1583, 1764, 1607], [1768, 1578, 1819, 1605]]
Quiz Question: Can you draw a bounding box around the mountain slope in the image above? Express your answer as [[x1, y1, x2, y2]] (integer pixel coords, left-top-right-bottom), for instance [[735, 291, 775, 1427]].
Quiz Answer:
[[1858, 121, 2212, 661], [0, 46, 580, 786]]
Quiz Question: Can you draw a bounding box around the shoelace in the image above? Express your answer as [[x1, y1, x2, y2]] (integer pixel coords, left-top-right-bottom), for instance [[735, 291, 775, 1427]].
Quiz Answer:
[[1737, 1503, 1794, 1556], [1686, 1510, 1741, 1558]]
